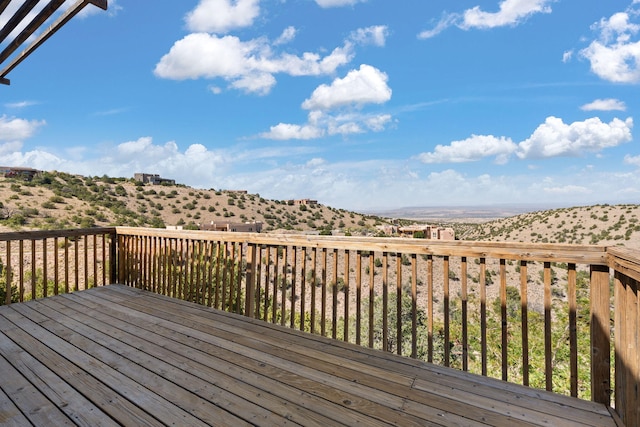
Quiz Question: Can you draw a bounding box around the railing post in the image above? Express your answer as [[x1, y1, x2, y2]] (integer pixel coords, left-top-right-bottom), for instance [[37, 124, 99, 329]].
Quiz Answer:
[[244, 243, 257, 318], [590, 264, 611, 405], [614, 270, 639, 425], [110, 231, 117, 284]]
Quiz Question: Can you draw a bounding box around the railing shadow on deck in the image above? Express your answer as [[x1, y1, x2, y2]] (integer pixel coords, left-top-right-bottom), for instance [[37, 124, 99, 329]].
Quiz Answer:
[[0, 226, 637, 426]]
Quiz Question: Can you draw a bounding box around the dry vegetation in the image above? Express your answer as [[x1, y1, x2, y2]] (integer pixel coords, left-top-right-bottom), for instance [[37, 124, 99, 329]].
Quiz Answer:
[[0, 171, 388, 234]]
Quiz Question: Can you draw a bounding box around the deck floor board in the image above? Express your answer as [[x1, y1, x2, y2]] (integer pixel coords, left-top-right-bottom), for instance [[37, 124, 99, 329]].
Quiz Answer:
[[0, 285, 619, 426]]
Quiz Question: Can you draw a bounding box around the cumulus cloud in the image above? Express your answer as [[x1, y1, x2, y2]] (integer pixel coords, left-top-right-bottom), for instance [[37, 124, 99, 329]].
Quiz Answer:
[[624, 154, 640, 167], [580, 98, 626, 111], [0, 115, 45, 142], [418, 135, 517, 164], [261, 65, 393, 140], [184, 0, 260, 33], [349, 25, 388, 47], [260, 123, 325, 140], [315, 0, 367, 8], [580, 9, 640, 83], [274, 26, 297, 46], [417, 116, 633, 164], [302, 64, 391, 110], [517, 116, 633, 159], [154, 33, 355, 95], [418, 0, 553, 39]]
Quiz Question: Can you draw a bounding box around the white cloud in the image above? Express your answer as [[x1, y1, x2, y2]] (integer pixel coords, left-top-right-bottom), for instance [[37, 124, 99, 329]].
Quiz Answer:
[[562, 50, 573, 63], [580, 10, 640, 83], [417, 135, 517, 164], [260, 123, 325, 140], [274, 26, 297, 45], [260, 65, 393, 140], [4, 101, 38, 109], [418, 0, 553, 38], [461, 0, 553, 29], [580, 98, 626, 111], [542, 185, 591, 195], [517, 116, 633, 159], [315, 0, 367, 8], [0, 115, 45, 142], [417, 116, 633, 164], [184, 0, 260, 33], [350, 26, 388, 47], [154, 33, 355, 94], [624, 154, 640, 167], [302, 64, 391, 110]]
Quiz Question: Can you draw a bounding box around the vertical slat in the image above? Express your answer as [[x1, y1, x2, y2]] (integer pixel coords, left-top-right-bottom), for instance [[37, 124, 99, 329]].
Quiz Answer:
[[368, 253, 374, 348], [443, 255, 450, 367], [321, 248, 328, 337], [382, 252, 389, 352], [54, 237, 59, 295], [83, 235, 88, 290], [356, 250, 362, 346], [215, 241, 223, 309], [544, 261, 552, 391], [5, 241, 11, 304], [18, 241, 23, 302], [590, 264, 611, 405], [427, 254, 433, 362], [290, 246, 297, 328], [92, 234, 97, 288], [411, 253, 417, 359], [271, 247, 278, 323], [300, 246, 306, 332], [332, 248, 338, 339], [520, 260, 529, 387], [64, 237, 69, 293], [500, 258, 507, 381], [343, 249, 350, 342], [101, 233, 106, 285], [568, 263, 578, 397], [480, 258, 487, 376], [255, 245, 262, 318], [396, 253, 402, 356], [311, 247, 317, 334], [280, 246, 287, 327], [245, 243, 256, 318], [262, 246, 269, 321], [31, 239, 36, 300], [42, 239, 48, 297], [236, 243, 244, 314], [461, 256, 468, 371]]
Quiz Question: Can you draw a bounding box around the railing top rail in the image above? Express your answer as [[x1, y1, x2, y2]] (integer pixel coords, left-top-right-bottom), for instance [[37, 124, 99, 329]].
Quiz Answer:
[[114, 226, 609, 265], [608, 246, 640, 282], [0, 227, 117, 242]]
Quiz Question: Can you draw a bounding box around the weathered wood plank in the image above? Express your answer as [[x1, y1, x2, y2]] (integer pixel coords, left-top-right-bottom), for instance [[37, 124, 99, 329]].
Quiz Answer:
[[104, 285, 616, 426]]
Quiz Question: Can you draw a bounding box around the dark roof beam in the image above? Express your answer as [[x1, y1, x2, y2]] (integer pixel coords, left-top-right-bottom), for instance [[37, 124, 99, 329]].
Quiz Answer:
[[0, 0, 12, 16], [0, 0, 107, 85], [0, 0, 40, 43], [0, 0, 68, 66]]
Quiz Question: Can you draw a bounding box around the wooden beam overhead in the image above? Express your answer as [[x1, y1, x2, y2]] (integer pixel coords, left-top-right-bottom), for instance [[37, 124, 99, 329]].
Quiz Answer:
[[0, 0, 108, 85]]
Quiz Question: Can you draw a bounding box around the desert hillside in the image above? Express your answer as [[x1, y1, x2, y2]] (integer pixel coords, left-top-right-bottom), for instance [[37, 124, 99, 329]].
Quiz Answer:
[[454, 204, 640, 250], [0, 171, 388, 234]]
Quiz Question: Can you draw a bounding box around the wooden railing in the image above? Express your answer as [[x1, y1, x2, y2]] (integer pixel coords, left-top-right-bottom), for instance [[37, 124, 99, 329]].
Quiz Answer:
[[1, 226, 638, 425], [0, 228, 116, 305]]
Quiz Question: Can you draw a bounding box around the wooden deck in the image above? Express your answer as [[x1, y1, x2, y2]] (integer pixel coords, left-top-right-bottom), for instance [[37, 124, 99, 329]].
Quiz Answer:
[[0, 285, 620, 426]]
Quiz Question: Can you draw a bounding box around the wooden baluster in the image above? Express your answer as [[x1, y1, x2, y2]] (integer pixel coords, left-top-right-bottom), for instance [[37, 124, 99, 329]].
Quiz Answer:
[[443, 255, 450, 366], [382, 252, 388, 352], [500, 259, 507, 381], [461, 256, 468, 371], [368, 253, 374, 349], [568, 263, 578, 397], [356, 250, 362, 346], [520, 260, 529, 386]]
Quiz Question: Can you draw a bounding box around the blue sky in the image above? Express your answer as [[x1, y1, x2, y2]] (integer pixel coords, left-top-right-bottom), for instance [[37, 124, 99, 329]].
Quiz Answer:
[[1, 0, 640, 211]]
